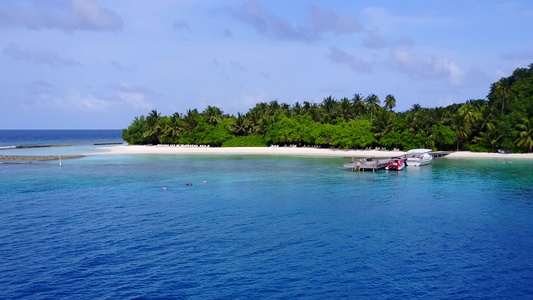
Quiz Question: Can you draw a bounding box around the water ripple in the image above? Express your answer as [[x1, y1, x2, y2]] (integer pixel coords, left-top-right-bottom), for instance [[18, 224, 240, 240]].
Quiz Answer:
[[1, 156, 532, 299]]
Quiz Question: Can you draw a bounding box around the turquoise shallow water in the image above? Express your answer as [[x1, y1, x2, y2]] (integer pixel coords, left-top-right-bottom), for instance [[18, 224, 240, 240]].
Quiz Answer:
[[1, 151, 532, 299]]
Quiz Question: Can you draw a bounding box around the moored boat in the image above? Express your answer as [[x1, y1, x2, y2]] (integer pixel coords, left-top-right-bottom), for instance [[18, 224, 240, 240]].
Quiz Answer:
[[385, 158, 405, 171], [406, 149, 433, 166]]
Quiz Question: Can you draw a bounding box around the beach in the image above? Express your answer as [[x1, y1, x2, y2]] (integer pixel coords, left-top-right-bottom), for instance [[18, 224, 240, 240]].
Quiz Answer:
[[95, 145, 533, 159]]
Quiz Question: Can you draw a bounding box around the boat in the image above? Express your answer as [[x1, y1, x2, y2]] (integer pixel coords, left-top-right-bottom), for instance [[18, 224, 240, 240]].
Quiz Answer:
[[406, 149, 433, 166], [385, 158, 405, 171]]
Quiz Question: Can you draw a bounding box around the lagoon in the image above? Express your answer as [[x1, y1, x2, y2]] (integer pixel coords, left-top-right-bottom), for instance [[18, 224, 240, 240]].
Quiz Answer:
[[0, 131, 532, 298]]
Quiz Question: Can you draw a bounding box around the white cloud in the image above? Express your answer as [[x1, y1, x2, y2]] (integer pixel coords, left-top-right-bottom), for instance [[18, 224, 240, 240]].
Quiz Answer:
[[228, 0, 363, 41], [71, 0, 122, 30], [442, 60, 464, 86], [328, 46, 372, 73], [3, 43, 81, 67], [78, 93, 111, 111], [230, 61, 246, 71], [362, 7, 452, 31], [309, 5, 363, 35], [26, 92, 111, 112], [363, 29, 387, 49], [501, 49, 533, 61], [118, 91, 152, 110], [0, 0, 122, 31], [173, 19, 190, 30], [388, 49, 464, 85], [363, 29, 414, 49], [230, 90, 268, 112]]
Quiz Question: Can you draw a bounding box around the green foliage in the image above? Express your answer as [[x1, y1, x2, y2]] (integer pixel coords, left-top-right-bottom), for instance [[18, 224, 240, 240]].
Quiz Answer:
[[430, 123, 456, 150], [467, 143, 491, 153], [348, 119, 376, 148], [201, 120, 233, 146], [222, 135, 268, 147], [515, 117, 533, 152], [122, 116, 148, 145], [379, 130, 402, 149], [266, 114, 305, 144]]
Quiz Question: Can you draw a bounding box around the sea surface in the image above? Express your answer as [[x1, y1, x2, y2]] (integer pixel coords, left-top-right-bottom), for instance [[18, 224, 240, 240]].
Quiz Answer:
[[0, 129, 123, 147], [1, 131, 532, 299]]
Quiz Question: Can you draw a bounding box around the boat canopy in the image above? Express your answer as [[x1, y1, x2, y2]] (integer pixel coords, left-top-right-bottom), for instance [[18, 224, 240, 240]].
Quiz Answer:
[[406, 148, 432, 154]]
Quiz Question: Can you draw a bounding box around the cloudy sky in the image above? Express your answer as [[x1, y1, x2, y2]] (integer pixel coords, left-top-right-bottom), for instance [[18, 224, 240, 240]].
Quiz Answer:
[[1, 0, 532, 129]]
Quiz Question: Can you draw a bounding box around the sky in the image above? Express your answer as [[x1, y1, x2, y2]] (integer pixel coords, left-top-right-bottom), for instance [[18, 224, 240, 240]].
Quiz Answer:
[[1, 0, 532, 129]]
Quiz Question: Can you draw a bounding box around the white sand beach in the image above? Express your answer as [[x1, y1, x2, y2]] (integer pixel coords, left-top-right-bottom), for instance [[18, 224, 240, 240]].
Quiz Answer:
[[445, 151, 533, 160], [95, 145, 533, 160], [96, 145, 403, 158]]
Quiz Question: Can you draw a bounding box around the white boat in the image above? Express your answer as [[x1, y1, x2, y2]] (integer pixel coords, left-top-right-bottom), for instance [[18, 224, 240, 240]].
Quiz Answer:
[[385, 158, 406, 171], [406, 149, 433, 166]]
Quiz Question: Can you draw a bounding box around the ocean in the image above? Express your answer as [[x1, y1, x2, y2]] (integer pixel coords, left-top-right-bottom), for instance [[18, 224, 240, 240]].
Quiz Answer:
[[1, 130, 532, 299]]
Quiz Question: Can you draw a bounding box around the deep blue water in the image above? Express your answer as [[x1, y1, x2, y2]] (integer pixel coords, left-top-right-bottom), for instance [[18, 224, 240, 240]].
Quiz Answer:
[[0, 130, 123, 147], [1, 132, 532, 299]]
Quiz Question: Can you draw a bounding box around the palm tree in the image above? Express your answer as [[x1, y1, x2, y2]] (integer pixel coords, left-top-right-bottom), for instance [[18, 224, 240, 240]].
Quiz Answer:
[[144, 109, 161, 144], [321, 96, 338, 119], [384, 94, 396, 111], [515, 117, 533, 152], [411, 103, 422, 112], [351, 93, 365, 117], [202, 106, 224, 125], [308, 103, 321, 123], [365, 94, 381, 123], [229, 113, 250, 136], [451, 113, 470, 151], [474, 104, 495, 133], [247, 109, 269, 135], [182, 109, 199, 134], [268, 100, 281, 116], [493, 78, 511, 114], [473, 124, 502, 151], [458, 103, 480, 124], [248, 102, 272, 134], [163, 112, 182, 142], [280, 102, 291, 116], [372, 110, 394, 140], [339, 97, 352, 121], [302, 101, 311, 114], [407, 109, 430, 135], [292, 102, 303, 116]]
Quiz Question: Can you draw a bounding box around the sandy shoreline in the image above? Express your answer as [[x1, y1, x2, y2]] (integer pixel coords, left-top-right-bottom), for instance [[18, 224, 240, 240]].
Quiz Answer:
[[92, 145, 533, 160]]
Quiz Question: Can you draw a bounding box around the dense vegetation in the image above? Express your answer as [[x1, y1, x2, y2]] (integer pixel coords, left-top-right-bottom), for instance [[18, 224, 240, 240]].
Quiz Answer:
[[123, 64, 533, 152]]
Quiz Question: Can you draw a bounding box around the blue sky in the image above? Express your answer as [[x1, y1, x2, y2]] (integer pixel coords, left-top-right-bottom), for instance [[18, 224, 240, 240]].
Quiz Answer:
[[1, 0, 532, 129]]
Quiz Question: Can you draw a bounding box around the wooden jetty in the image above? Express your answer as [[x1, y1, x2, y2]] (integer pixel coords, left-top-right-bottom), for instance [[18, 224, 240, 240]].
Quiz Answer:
[[429, 151, 451, 158], [344, 157, 390, 172]]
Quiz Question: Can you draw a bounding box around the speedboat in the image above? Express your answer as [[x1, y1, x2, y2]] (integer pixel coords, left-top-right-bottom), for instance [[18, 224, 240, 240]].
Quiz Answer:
[[385, 158, 405, 171], [406, 149, 433, 166]]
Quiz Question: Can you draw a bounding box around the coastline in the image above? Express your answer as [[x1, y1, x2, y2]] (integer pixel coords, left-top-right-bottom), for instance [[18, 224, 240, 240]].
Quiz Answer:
[[92, 145, 533, 160]]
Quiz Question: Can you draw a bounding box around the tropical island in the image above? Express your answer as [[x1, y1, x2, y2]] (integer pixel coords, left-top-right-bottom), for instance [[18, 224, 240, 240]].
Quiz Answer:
[[122, 64, 533, 153]]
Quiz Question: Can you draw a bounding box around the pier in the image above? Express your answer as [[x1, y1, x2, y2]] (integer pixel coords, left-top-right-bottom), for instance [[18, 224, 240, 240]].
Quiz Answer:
[[429, 151, 451, 158], [344, 157, 390, 172]]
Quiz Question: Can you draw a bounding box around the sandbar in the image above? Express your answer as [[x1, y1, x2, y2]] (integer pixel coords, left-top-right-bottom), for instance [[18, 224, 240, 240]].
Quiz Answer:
[[0, 155, 84, 161], [92, 145, 533, 160]]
